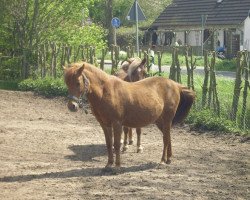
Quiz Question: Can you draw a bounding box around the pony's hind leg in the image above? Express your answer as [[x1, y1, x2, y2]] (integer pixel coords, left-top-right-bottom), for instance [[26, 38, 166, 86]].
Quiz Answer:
[[128, 128, 133, 145], [136, 128, 143, 153], [156, 120, 172, 164], [122, 126, 129, 152]]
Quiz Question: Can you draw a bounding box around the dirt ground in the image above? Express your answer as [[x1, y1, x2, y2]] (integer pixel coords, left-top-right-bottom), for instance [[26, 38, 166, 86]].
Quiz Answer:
[[0, 90, 249, 200]]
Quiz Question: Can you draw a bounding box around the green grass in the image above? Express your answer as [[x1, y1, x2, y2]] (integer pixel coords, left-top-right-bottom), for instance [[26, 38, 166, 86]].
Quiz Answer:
[[156, 53, 236, 72], [0, 80, 20, 90], [151, 71, 249, 134]]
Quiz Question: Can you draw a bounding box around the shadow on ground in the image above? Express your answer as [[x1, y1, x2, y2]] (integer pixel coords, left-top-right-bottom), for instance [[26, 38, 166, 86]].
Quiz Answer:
[[0, 162, 157, 183], [65, 144, 107, 162]]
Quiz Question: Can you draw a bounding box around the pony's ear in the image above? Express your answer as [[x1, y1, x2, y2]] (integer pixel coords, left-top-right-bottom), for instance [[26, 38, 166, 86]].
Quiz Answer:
[[76, 64, 85, 76], [141, 58, 147, 65], [139, 58, 147, 69], [127, 58, 135, 64]]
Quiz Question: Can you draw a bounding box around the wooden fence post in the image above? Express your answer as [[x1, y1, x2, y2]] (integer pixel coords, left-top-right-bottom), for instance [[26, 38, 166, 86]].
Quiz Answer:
[[66, 45, 71, 64], [185, 46, 191, 88], [230, 51, 243, 120], [73, 45, 81, 63], [157, 51, 163, 75], [79, 45, 85, 61], [169, 47, 181, 82], [126, 46, 131, 59], [60, 44, 66, 68], [175, 48, 181, 83], [240, 51, 249, 128], [169, 47, 176, 81], [208, 51, 220, 115], [202, 50, 210, 106], [50, 42, 61, 78], [111, 45, 115, 74], [100, 47, 107, 70], [143, 50, 150, 73]]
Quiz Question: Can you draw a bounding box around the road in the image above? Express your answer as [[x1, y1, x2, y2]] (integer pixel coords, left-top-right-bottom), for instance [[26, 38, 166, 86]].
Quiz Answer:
[[101, 60, 236, 79]]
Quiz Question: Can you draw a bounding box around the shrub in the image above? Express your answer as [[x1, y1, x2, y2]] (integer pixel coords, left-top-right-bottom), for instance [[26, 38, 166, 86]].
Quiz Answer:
[[116, 27, 144, 49], [186, 109, 239, 133], [18, 77, 67, 97]]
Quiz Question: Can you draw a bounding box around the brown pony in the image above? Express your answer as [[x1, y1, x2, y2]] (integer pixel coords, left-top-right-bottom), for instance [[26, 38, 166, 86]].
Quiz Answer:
[[64, 62, 195, 170], [115, 57, 147, 153]]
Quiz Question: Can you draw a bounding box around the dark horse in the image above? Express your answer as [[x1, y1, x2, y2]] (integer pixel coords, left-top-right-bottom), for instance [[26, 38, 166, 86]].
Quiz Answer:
[[64, 62, 195, 170], [115, 57, 147, 153]]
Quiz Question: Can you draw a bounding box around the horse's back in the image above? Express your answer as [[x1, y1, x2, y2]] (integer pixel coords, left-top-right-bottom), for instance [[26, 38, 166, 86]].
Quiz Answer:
[[108, 77, 180, 127]]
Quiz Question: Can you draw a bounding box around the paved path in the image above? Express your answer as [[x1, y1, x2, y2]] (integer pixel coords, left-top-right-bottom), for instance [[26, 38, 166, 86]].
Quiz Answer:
[[101, 60, 236, 79], [151, 65, 236, 79]]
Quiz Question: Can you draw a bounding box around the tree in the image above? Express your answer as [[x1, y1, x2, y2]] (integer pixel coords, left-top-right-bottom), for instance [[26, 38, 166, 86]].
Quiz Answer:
[[0, 0, 106, 79]]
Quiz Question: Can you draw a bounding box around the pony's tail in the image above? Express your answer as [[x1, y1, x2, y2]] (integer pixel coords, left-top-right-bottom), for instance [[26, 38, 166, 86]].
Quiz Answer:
[[172, 86, 195, 125]]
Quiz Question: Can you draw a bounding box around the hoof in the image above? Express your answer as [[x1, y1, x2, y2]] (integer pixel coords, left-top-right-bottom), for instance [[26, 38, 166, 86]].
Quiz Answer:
[[113, 166, 122, 174], [120, 139, 124, 144], [137, 146, 143, 153], [129, 140, 133, 145], [157, 162, 167, 169], [102, 166, 121, 174], [166, 159, 171, 164], [102, 166, 113, 173], [122, 145, 129, 152]]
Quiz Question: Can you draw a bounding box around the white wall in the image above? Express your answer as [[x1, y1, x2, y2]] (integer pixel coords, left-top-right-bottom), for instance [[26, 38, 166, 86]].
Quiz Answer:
[[243, 17, 250, 51], [175, 32, 185, 45], [187, 31, 201, 46], [217, 30, 224, 47]]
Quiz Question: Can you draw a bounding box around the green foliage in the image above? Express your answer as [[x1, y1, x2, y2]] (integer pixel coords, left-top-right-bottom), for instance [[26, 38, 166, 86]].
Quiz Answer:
[[90, 0, 172, 27], [18, 77, 67, 97], [0, 57, 22, 80], [48, 24, 107, 50], [0, 0, 107, 80], [215, 58, 237, 71], [186, 109, 239, 133], [116, 27, 144, 48]]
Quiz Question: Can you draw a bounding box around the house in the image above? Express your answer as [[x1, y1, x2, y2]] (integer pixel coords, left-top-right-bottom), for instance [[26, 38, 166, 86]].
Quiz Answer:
[[148, 0, 250, 56]]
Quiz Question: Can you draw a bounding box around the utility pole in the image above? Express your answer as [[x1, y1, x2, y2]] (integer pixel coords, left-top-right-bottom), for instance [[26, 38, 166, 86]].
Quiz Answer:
[[201, 15, 207, 57], [127, 0, 146, 56], [135, 0, 139, 55]]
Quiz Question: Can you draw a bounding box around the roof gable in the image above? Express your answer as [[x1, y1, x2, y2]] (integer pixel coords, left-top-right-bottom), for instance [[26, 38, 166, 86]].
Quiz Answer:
[[151, 0, 250, 30]]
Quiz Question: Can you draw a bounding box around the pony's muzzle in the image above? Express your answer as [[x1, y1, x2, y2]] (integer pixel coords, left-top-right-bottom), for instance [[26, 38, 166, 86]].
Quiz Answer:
[[67, 101, 79, 112]]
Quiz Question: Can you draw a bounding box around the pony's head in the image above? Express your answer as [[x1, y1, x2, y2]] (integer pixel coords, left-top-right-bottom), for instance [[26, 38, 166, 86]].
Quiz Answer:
[[121, 58, 147, 82], [64, 63, 89, 112]]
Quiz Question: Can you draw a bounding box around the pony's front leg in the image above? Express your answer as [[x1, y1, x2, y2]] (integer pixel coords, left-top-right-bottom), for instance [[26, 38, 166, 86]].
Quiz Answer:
[[136, 128, 143, 153], [113, 122, 122, 168], [101, 125, 114, 169]]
